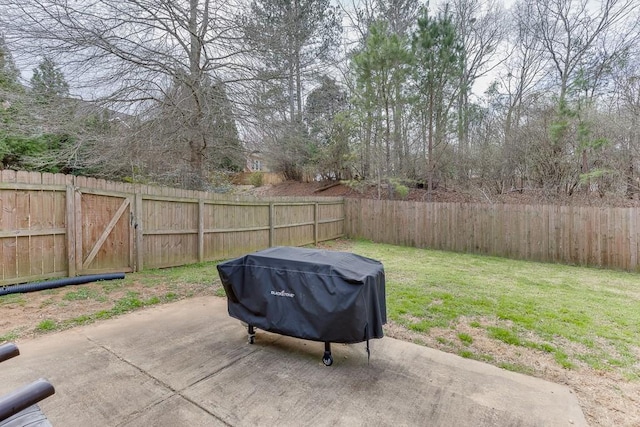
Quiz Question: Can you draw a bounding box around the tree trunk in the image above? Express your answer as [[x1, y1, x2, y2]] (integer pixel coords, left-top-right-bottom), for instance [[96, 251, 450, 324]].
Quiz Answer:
[[295, 52, 302, 122], [393, 82, 403, 176], [384, 88, 391, 175], [427, 90, 434, 201], [188, 0, 205, 187], [288, 62, 295, 122]]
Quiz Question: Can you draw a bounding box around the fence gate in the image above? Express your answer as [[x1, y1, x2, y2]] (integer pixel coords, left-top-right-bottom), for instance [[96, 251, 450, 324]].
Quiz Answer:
[[72, 189, 134, 275]]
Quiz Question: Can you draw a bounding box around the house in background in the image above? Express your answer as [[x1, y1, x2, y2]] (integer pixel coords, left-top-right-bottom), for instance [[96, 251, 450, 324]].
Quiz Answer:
[[245, 150, 271, 173], [234, 150, 284, 185]]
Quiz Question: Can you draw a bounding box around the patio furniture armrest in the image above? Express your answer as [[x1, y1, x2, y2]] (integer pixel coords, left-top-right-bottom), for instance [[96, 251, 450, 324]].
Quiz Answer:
[[0, 344, 19, 364], [0, 379, 55, 422]]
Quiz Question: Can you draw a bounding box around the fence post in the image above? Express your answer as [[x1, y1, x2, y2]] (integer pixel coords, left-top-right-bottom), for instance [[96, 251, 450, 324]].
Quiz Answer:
[[269, 202, 274, 247], [135, 192, 143, 272], [630, 208, 638, 271], [74, 190, 83, 274], [314, 202, 319, 246], [65, 185, 76, 277], [198, 199, 204, 263]]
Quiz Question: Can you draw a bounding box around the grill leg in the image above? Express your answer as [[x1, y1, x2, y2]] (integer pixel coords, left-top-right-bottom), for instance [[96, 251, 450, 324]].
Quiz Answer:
[[322, 342, 333, 366], [247, 325, 255, 344]]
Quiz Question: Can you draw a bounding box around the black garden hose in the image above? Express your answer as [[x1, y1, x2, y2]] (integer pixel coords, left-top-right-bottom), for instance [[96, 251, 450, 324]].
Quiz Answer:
[[0, 273, 125, 297]]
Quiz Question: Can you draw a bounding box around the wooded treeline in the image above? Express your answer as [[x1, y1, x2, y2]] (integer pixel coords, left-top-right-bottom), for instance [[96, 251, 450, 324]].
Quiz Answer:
[[1, 0, 639, 199]]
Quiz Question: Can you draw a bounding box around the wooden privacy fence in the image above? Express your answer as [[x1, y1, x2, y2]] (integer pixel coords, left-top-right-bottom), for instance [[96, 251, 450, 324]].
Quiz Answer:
[[345, 199, 640, 272], [0, 171, 344, 286]]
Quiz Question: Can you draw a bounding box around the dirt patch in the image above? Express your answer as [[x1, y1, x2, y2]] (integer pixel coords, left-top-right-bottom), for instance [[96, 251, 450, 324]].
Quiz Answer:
[[0, 279, 216, 341], [247, 180, 640, 207], [248, 180, 475, 202]]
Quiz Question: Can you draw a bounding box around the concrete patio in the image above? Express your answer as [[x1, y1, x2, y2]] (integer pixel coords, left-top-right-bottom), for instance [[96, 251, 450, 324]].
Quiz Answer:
[[0, 296, 587, 426]]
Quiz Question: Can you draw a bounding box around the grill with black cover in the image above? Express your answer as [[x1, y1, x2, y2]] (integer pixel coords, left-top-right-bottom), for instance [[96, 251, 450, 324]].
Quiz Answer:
[[216, 246, 386, 365]]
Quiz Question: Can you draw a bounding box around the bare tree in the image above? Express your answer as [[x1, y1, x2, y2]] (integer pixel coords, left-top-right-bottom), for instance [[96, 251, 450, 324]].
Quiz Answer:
[[611, 52, 640, 198], [0, 0, 248, 188], [530, 0, 639, 193], [534, 0, 637, 108], [486, 0, 550, 193], [450, 0, 507, 181]]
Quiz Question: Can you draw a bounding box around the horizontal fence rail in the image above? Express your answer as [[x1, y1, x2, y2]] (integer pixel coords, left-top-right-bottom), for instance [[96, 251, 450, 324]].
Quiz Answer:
[[1, 170, 345, 286], [345, 199, 640, 272]]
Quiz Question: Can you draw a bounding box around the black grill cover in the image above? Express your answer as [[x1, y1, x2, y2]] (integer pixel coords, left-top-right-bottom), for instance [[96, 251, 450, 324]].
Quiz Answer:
[[216, 247, 386, 344]]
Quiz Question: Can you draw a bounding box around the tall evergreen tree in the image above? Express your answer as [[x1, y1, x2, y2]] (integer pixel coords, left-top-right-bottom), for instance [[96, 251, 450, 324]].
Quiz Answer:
[[0, 35, 20, 90], [0, 35, 28, 169], [353, 21, 412, 182], [304, 76, 351, 179], [305, 76, 347, 143], [412, 6, 463, 196], [243, 0, 341, 123], [31, 57, 69, 103]]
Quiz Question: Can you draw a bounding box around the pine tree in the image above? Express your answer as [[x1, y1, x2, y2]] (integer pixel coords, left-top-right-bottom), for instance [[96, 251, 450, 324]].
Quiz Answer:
[[31, 57, 69, 103], [0, 35, 20, 90], [352, 21, 412, 181], [243, 0, 341, 123], [412, 6, 463, 195]]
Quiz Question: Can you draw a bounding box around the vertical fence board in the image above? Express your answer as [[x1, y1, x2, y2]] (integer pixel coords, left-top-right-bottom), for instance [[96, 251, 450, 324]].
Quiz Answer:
[[65, 186, 76, 277], [29, 189, 44, 277], [15, 190, 30, 278], [198, 200, 204, 263], [630, 209, 638, 270], [1, 188, 17, 280], [135, 193, 143, 271]]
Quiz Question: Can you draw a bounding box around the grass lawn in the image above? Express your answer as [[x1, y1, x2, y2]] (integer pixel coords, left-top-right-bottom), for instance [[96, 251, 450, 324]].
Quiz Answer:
[[324, 239, 640, 381]]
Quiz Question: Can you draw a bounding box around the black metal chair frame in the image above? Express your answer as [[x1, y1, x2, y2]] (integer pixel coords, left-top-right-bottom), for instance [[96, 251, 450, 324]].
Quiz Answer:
[[0, 343, 55, 426]]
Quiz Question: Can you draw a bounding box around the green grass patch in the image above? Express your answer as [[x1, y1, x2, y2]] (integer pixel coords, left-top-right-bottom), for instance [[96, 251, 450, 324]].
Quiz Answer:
[[36, 319, 58, 332], [67, 314, 93, 326], [164, 292, 179, 301], [553, 349, 575, 369], [4, 262, 222, 339], [0, 294, 27, 306], [498, 362, 535, 375], [487, 327, 522, 346], [524, 342, 556, 354], [457, 332, 473, 345], [459, 350, 474, 358], [101, 280, 125, 293], [112, 292, 144, 314], [459, 350, 494, 363], [63, 287, 105, 302], [57, 292, 173, 330], [0, 330, 19, 343], [435, 336, 450, 345], [351, 240, 640, 376]]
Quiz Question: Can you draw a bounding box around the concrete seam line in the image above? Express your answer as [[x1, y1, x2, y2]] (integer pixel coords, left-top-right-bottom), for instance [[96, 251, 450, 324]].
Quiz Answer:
[[114, 394, 174, 427], [180, 349, 260, 392], [85, 336, 236, 426]]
